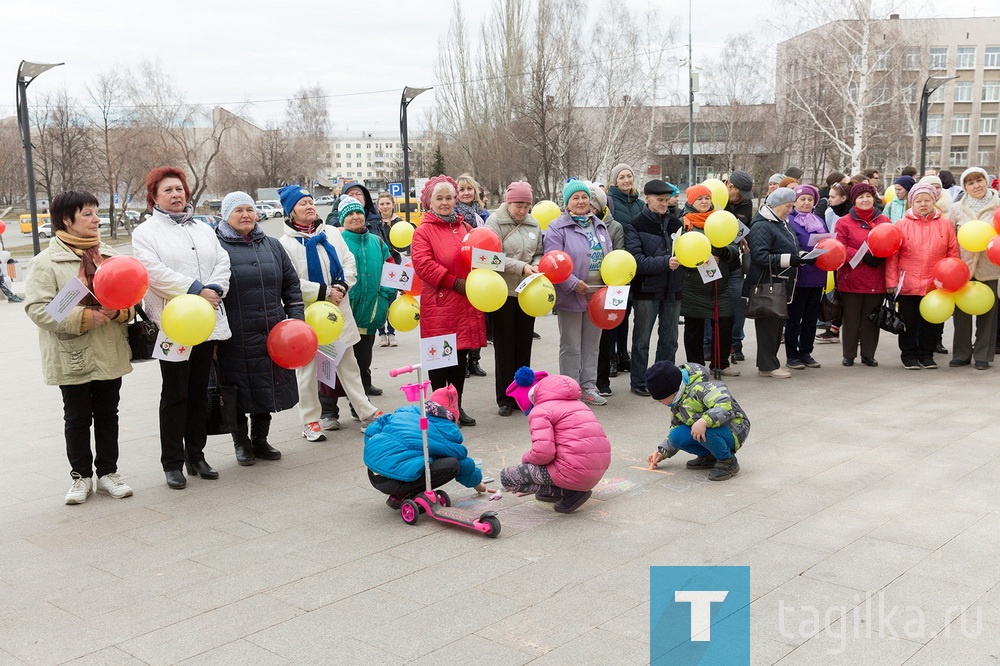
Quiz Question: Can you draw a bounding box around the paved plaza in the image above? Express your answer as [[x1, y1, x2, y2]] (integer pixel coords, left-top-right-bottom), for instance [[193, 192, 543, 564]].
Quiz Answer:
[[1, 275, 999, 664]]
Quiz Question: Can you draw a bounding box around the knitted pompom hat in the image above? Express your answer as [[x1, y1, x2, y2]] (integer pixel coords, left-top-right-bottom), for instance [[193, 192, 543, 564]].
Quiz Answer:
[[505, 366, 549, 414]]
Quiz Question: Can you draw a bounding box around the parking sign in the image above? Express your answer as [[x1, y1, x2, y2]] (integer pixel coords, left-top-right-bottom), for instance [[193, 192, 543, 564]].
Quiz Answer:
[[389, 182, 404, 198]]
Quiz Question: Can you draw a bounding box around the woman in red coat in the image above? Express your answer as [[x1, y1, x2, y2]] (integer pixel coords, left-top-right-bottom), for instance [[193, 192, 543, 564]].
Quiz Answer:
[[411, 175, 487, 426], [835, 183, 889, 367]]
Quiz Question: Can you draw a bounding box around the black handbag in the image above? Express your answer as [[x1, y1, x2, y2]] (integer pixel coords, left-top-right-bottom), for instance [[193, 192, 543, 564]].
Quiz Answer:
[[206, 363, 239, 436], [746, 270, 789, 319], [869, 296, 906, 335], [128, 304, 158, 361]]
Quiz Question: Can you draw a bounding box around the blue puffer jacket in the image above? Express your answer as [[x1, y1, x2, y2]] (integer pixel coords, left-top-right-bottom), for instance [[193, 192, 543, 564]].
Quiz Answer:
[[363, 406, 483, 486]]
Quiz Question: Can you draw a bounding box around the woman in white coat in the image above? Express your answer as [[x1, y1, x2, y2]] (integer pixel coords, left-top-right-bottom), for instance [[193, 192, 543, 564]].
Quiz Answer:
[[276, 185, 382, 441], [132, 167, 231, 489]]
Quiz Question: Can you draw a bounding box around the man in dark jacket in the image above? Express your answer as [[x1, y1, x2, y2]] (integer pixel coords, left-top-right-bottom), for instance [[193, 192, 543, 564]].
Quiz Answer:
[[724, 171, 754, 362], [624, 179, 684, 396]]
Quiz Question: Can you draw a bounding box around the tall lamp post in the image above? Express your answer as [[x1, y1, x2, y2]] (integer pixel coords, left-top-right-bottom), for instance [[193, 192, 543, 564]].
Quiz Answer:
[[17, 60, 63, 256], [399, 86, 431, 224], [918, 74, 958, 176]]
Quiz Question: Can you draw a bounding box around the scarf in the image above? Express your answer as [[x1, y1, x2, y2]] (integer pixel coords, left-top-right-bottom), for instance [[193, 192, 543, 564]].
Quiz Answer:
[[571, 215, 591, 227], [56, 230, 103, 305], [789, 209, 827, 234], [965, 189, 997, 216], [292, 217, 316, 235], [852, 206, 876, 223], [155, 203, 194, 224], [456, 201, 484, 228], [831, 200, 851, 218], [682, 203, 712, 230], [295, 230, 344, 285]]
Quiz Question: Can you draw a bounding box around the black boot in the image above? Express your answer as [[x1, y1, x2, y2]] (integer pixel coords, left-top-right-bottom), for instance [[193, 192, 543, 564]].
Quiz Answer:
[[458, 403, 477, 426], [554, 490, 593, 513], [617, 352, 630, 372], [609, 353, 619, 378], [535, 486, 562, 502], [709, 456, 739, 481], [250, 414, 281, 460], [468, 360, 487, 377], [233, 415, 256, 466]]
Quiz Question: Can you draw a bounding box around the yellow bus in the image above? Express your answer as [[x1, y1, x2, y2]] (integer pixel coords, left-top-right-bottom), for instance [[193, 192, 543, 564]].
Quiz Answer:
[[20, 213, 51, 234], [395, 198, 424, 226]]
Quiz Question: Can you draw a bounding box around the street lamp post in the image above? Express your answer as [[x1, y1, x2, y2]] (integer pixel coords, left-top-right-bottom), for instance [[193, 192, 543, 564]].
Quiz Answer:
[[918, 74, 958, 176], [16, 60, 63, 256], [399, 86, 431, 225]]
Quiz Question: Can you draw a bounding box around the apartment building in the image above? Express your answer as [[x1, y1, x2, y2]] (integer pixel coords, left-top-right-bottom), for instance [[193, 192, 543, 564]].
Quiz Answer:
[[324, 131, 432, 190]]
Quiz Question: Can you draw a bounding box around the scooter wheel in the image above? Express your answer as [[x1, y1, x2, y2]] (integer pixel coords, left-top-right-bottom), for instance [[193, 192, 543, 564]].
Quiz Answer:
[[436, 489, 451, 507], [400, 499, 420, 525], [480, 514, 501, 538]]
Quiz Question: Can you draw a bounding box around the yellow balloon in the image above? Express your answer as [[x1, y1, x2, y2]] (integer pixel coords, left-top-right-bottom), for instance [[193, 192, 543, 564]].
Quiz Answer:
[[675, 231, 712, 268], [824, 271, 835, 294], [954, 280, 996, 316], [919, 289, 955, 324], [161, 294, 216, 345], [704, 178, 729, 210], [305, 301, 345, 344], [466, 268, 507, 313], [704, 210, 739, 247], [387, 294, 420, 332], [600, 249, 637, 286], [531, 200, 561, 230], [957, 220, 997, 253], [883, 184, 896, 205], [517, 275, 556, 317], [389, 221, 414, 248]]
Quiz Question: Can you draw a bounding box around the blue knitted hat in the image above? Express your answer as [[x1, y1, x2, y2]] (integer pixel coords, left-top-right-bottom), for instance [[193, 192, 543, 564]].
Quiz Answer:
[[279, 185, 312, 216], [338, 200, 365, 226], [562, 179, 592, 207]]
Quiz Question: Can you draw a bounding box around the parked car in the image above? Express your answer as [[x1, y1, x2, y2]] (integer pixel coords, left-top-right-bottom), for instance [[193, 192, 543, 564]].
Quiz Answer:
[[37, 223, 53, 239], [314, 195, 335, 205], [256, 200, 284, 217], [192, 215, 223, 228], [19, 213, 51, 234], [97, 215, 112, 230], [255, 203, 282, 219]]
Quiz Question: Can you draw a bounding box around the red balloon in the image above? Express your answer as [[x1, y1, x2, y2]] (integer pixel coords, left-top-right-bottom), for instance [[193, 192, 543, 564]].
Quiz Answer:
[[0, 220, 6, 235], [993, 208, 1000, 235], [987, 237, 1000, 267], [403, 260, 422, 295], [932, 257, 971, 292], [867, 224, 902, 258], [815, 239, 847, 271], [93, 256, 149, 309], [460, 228, 503, 268], [587, 288, 626, 330], [267, 319, 319, 369], [538, 250, 574, 284]]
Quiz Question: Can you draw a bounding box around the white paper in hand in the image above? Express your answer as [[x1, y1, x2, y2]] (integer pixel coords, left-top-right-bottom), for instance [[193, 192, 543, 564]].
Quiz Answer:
[[470, 247, 505, 271], [152, 329, 192, 362], [420, 334, 459, 371], [44, 276, 90, 323], [514, 272, 544, 294], [697, 255, 723, 284], [848, 241, 869, 269], [603, 285, 630, 310], [380, 262, 414, 290]]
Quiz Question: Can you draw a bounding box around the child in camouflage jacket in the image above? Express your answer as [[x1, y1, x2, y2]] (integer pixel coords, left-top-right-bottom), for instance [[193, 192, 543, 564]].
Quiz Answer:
[[644, 361, 750, 481]]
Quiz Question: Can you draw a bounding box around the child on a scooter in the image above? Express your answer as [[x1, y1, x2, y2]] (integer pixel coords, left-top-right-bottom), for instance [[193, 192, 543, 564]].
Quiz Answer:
[[500, 368, 611, 513], [364, 384, 488, 510]]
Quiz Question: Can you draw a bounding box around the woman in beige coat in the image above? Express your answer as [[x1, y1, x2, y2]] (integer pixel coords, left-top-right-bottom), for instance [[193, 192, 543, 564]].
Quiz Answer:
[[25, 191, 134, 505]]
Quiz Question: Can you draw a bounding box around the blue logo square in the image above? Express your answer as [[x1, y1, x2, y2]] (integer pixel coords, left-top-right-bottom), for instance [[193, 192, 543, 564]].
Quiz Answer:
[[650, 566, 750, 665]]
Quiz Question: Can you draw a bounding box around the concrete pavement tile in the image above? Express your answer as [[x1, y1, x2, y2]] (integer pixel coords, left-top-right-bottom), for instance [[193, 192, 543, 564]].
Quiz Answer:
[[867, 504, 982, 551], [2, 601, 118, 664], [806, 458, 895, 496], [904, 619, 1000, 666], [530, 626, 649, 664], [775, 624, 922, 665], [875, 573, 986, 637], [60, 646, 144, 665], [802, 537, 932, 593], [751, 635, 795, 665], [909, 539, 1000, 594], [724, 540, 829, 599], [477, 548, 635, 606], [166, 554, 327, 612], [747, 484, 854, 523], [81, 595, 201, 645], [645, 509, 794, 565], [358, 588, 522, 661], [408, 634, 534, 665], [118, 594, 302, 665], [379, 546, 530, 605], [751, 576, 871, 647], [598, 602, 649, 643], [266, 552, 422, 611], [176, 638, 291, 664], [769, 507, 881, 552], [248, 588, 424, 656]]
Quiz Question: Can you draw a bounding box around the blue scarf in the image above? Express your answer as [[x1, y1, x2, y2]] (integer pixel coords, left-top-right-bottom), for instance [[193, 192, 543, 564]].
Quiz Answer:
[[297, 231, 344, 285]]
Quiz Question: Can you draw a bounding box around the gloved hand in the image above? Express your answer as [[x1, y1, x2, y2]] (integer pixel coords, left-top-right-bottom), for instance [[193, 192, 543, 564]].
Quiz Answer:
[[861, 254, 885, 267], [453, 278, 467, 296], [658, 438, 680, 459], [790, 253, 816, 267]]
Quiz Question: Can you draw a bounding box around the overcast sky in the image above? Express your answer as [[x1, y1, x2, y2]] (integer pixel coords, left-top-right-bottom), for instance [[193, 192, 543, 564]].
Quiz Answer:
[[2, 0, 992, 137]]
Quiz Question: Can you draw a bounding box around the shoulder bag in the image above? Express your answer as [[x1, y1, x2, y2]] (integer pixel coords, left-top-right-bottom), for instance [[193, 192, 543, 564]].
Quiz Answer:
[[745, 268, 789, 319], [128, 304, 158, 361]]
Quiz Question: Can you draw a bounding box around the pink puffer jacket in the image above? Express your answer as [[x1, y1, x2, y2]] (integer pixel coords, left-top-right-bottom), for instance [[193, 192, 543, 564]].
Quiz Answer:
[[523, 375, 611, 491], [885, 209, 959, 296]]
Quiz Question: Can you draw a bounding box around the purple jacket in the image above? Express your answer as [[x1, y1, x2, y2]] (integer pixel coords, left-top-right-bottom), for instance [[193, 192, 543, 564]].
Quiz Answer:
[[788, 210, 827, 289], [542, 211, 612, 312]]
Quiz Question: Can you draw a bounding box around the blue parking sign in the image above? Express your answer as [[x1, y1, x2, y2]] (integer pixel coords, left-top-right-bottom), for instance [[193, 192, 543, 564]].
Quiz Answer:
[[389, 182, 404, 198], [650, 566, 750, 665]]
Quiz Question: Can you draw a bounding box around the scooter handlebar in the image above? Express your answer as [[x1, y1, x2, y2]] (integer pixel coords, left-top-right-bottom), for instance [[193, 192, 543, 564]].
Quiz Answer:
[[389, 365, 416, 377]]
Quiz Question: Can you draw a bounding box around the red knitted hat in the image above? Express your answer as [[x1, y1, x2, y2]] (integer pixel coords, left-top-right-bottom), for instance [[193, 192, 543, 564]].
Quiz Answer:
[[686, 184, 712, 206]]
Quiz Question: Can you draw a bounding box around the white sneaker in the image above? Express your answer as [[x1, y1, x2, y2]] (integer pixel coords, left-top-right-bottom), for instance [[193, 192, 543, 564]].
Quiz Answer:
[[388, 334, 398, 347], [360, 409, 385, 427], [320, 416, 341, 431], [378, 335, 390, 347], [580, 388, 608, 406], [302, 422, 327, 442], [721, 367, 741, 377], [759, 368, 792, 379], [65, 472, 93, 505], [97, 473, 133, 499]]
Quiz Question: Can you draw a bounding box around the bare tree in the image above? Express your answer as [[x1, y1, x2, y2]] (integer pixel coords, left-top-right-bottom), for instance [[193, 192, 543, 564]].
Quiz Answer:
[[31, 89, 96, 202], [0, 118, 26, 206], [284, 85, 330, 186]]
